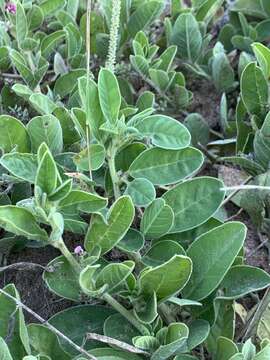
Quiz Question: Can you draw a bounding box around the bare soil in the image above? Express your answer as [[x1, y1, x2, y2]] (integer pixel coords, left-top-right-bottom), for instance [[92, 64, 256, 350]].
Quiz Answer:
[[188, 78, 221, 128]]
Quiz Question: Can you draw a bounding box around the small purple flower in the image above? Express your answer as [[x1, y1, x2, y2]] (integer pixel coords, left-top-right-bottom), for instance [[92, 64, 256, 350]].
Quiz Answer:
[[5, 2, 16, 14], [74, 245, 84, 256]]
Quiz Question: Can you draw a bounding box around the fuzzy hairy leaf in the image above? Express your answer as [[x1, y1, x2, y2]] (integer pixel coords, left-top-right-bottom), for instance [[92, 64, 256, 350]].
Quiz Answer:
[[59, 190, 107, 213], [241, 62, 268, 116], [85, 196, 135, 255], [49, 305, 115, 355], [0, 337, 13, 360], [182, 222, 247, 300], [0, 284, 30, 359], [78, 76, 104, 141], [98, 68, 121, 124], [36, 150, 58, 195], [44, 255, 81, 301], [0, 206, 48, 241], [139, 255, 192, 301], [220, 265, 270, 299], [16, 2, 28, 49], [252, 42, 270, 79], [171, 13, 202, 62], [127, 1, 164, 38], [125, 178, 156, 207], [134, 115, 191, 150], [141, 198, 174, 239], [196, 0, 225, 25], [151, 323, 189, 360], [28, 324, 70, 359], [0, 153, 38, 183], [117, 228, 145, 253], [142, 240, 185, 267], [0, 115, 30, 153], [27, 115, 63, 155], [129, 147, 203, 185], [163, 177, 225, 233], [96, 261, 135, 294]]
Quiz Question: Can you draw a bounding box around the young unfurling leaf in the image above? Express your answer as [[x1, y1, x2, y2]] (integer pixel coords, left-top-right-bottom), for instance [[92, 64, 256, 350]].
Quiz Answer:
[[85, 196, 135, 255], [35, 150, 58, 196]]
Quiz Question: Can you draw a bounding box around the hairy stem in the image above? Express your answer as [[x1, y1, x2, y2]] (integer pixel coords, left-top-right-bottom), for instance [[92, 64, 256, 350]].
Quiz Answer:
[[86, 126, 93, 181], [106, 0, 121, 72], [107, 146, 121, 199], [86, 0, 91, 77], [56, 239, 81, 273], [103, 293, 150, 336]]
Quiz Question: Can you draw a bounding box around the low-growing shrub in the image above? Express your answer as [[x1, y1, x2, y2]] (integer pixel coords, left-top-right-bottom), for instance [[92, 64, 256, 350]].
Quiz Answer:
[[0, 1, 270, 359]]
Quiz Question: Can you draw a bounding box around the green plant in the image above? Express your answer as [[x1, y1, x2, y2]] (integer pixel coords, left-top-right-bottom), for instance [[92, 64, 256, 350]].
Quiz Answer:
[[1, 1, 270, 360], [167, 3, 236, 93], [130, 31, 192, 109], [218, 41, 270, 235], [0, 66, 270, 359], [213, 337, 270, 360], [219, 10, 270, 54]]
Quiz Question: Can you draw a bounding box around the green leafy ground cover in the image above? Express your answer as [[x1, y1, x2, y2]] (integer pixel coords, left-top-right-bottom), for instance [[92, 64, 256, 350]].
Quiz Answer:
[[1, 0, 270, 359]]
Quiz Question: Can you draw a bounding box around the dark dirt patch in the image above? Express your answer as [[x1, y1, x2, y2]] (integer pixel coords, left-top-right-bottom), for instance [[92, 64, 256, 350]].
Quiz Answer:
[[0, 232, 83, 321], [226, 202, 270, 272], [0, 246, 73, 322], [218, 164, 270, 272], [188, 78, 222, 128]]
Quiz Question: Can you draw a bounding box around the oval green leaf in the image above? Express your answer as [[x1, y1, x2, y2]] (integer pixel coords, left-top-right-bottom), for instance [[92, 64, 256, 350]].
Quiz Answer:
[[139, 255, 192, 301], [140, 198, 174, 239], [162, 177, 225, 233], [73, 144, 106, 171], [96, 261, 135, 294], [49, 305, 115, 355], [125, 178, 156, 207], [117, 228, 145, 253], [85, 196, 135, 255], [171, 13, 202, 62], [104, 313, 140, 345], [129, 147, 204, 185], [35, 150, 58, 195], [135, 115, 191, 150], [0, 115, 30, 153], [28, 324, 70, 360], [142, 240, 186, 267], [98, 68, 121, 124], [43, 255, 81, 301], [59, 190, 107, 214], [27, 115, 63, 155], [241, 62, 268, 116], [0, 153, 38, 183], [0, 206, 48, 242], [182, 222, 247, 301], [219, 265, 270, 299]]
